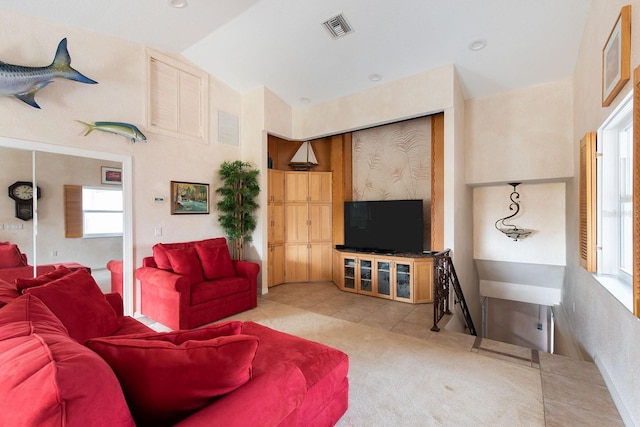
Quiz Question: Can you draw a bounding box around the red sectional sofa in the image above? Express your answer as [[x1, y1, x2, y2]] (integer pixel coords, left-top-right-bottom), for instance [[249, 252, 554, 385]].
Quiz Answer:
[[0, 265, 349, 426], [136, 237, 260, 330]]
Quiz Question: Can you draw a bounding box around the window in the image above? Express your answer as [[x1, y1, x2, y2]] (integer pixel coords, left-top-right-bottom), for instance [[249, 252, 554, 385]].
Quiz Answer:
[[594, 91, 633, 310], [64, 185, 122, 238], [82, 187, 123, 237]]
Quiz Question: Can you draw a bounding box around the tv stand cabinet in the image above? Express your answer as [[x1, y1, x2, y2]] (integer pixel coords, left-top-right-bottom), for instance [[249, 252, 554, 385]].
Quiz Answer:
[[333, 249, 433, 303]]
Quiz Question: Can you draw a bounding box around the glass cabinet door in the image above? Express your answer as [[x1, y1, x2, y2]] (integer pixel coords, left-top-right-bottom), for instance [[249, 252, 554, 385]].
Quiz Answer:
[[395, 262, 411, 300], [376, 261, 391, 297], [343, 257, 356, 290], [359, 259, 373, 292]]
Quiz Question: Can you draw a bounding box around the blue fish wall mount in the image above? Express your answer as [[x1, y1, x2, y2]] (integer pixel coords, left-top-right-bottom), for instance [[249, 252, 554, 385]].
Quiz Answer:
[[0, 38, 97, 109]]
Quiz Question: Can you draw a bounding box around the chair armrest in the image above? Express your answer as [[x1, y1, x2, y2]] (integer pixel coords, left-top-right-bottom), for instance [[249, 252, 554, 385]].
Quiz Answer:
[[174, 363, 306, 427], [104, 292, 124, 317], [135, 267, 191, 294]]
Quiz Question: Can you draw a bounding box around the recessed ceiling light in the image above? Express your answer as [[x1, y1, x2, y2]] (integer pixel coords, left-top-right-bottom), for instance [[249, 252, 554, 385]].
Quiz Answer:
[[168, 0, 188, 8], [368, 73, 382, 82], [469, 39, 487, 51], [300, 97, 311, 104]]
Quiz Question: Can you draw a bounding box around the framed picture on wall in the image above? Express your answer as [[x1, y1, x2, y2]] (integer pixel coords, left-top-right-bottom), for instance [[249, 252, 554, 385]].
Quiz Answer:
[[101, 166, 122, 185], [602, 5, 631, 107], [170, 181, 210, 214]]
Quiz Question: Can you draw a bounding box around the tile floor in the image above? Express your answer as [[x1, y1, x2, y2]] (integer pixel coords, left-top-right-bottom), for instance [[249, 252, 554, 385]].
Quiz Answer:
[[262, 282, 625, 426]]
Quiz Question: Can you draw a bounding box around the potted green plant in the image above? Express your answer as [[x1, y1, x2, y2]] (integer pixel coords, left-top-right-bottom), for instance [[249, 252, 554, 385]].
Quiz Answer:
[[216, 160, 260, 260]]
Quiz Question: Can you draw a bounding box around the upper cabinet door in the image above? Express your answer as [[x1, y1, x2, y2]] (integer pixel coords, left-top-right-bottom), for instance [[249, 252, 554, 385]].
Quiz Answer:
[[309, 172, 332, 203], [268, 170, 285, 203], [285, 172, 309, 203]]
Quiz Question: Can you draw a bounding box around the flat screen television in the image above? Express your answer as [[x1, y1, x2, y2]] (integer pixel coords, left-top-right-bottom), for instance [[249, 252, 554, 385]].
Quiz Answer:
[[343, 199, 423, 254]]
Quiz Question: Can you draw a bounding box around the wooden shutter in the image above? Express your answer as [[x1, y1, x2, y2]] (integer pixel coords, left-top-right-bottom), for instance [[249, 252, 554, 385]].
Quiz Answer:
[[633, 65, 640, 317], [579, 132, 597, 272], [147, 49, 209, 143], [64, 185, 83, 238]]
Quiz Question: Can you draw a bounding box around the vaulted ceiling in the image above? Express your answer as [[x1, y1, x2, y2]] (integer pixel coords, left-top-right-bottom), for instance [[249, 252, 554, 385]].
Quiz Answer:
[[1, 0, 592, 106]]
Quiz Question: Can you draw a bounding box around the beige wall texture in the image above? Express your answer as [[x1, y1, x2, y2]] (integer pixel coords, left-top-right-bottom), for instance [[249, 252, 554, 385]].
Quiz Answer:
[[0, 10, 246, 303]]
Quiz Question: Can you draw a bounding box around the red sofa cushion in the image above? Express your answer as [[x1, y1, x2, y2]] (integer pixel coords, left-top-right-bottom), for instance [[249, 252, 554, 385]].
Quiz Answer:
[[86, 323, 259, 427], [0, 279, 19, 308], [0, 295, 135, 427], [165, 247, 205, 284], [195, 242, 236, 279], [24, 269, 120, 343], [15, 265, 72, 293], [0, 244, 27, 268], [0, 294, 68, 336], [191, 276, 250, 305], [241, 321, 350, 423]]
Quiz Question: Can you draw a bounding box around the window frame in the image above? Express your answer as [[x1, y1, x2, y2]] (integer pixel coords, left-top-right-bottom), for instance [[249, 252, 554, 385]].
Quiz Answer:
[[82, 186, 124, 238], [591, 91, 634, 313]]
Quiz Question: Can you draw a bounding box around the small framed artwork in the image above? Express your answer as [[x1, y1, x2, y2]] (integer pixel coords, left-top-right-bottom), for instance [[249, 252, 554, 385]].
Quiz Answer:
[[170, 181, 210, 214], [101, 167, 122, 185], [602, 5, 631, 107]]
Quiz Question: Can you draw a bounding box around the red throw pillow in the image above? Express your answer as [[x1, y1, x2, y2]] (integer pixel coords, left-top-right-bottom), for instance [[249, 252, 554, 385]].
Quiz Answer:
[[86, 326, 259, 427], [24, 269, 120, 343], [165, 247, 205, 284], [15, 265, 73, 293], [197, 237, 228, 247], [0, 279, 20, 308], [152, 242, 190, 270], [194, 242, 236, 280], [0, 244, 27, 268]]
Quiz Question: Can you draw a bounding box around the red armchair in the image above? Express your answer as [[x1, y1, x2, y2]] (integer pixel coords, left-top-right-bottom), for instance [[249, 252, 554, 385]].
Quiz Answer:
[[135, 238, 260, 330]]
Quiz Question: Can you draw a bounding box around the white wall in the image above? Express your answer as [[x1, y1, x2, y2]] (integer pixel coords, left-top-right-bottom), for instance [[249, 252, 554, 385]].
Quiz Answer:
[[473, 182, 566, 266], [465, 79, 573, 185]]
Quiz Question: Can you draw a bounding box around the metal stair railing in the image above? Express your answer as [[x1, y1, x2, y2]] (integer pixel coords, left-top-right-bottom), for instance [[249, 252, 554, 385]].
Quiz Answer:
[[431, 249, 477, 336]]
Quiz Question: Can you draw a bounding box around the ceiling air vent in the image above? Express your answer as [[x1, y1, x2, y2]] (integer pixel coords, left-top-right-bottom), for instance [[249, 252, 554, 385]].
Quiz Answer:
[[323, 13, 354, 39]]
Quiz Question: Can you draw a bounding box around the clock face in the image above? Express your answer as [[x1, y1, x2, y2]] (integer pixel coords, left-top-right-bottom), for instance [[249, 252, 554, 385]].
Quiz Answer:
[[11, 184, 33, 201]]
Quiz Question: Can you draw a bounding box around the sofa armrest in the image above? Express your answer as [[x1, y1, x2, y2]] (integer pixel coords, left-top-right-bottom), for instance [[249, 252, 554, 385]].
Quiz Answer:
[[174, 363, 306, 427], [232, 260, 260, 280], [135, 266, 191, 294], [104, 292, 124, 317]]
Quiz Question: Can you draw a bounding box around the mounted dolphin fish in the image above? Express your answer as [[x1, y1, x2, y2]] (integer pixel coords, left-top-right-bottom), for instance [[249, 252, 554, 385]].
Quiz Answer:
[[0, 38, 97, 109], [76, 121, 147, 144]]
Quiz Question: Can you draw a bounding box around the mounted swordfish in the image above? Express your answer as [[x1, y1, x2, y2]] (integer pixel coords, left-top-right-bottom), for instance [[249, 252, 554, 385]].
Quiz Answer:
[[0, 38, 98, 109]]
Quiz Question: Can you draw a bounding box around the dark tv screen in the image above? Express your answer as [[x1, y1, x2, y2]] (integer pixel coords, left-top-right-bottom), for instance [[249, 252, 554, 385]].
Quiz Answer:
[[344, 200, 423, 253]]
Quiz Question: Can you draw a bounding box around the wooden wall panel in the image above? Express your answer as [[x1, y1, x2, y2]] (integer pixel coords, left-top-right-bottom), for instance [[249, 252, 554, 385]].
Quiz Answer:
[[431, 113, 445, 251]]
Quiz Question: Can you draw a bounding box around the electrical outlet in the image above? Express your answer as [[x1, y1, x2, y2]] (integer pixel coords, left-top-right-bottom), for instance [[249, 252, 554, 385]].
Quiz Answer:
[[154, 226, 162, 237], [572, 302, 576, 312], [51, 250, 58, 257]]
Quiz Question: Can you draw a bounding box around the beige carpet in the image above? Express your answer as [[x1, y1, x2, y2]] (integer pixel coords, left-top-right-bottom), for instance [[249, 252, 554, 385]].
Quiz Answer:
[[227, 299, 545, 427]]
